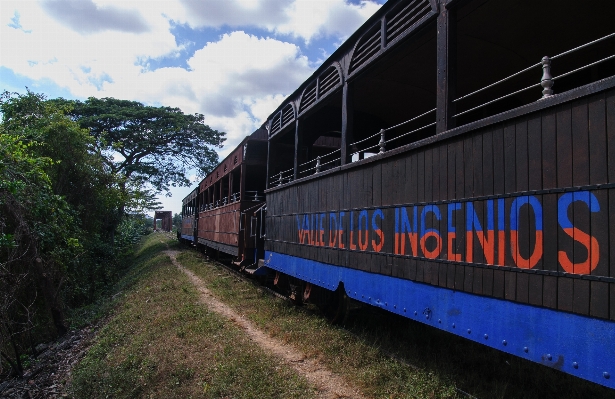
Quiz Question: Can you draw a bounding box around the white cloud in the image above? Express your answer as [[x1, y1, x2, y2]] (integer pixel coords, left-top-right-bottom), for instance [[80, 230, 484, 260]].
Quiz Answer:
[[178, 0, 382, 43], [40, 0, 150, 34]]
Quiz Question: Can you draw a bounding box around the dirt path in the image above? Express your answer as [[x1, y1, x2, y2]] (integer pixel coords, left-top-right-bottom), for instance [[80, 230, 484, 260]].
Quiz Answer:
[[165, 250, 366, 399]]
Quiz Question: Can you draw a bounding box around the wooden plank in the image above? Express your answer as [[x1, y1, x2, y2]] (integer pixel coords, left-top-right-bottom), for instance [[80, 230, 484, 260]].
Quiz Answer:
[[455, 139, 464, 200], [448, 142, 456, 199], [556, 104, 573, 188], [373, 163, 382, 208], [455, 264, 465, 291], [503, 124, 516, 194], [543, 275, 557, 309], [439, 141, 448, 202], [515, 119, 528, 192], [589, 94, 608, 185], [558, 276, 573, 312], [611, 283, 615, 321], [433, 146, 441, 202], [504, 271, 516, 301], [417, 151, 425, 203], [516, 272, 529, 304], [473, 133, 483, 197], [542, 110, 557, 189], [381, 158, 394, 206], [464, 263, 474, 293], [447, 263, 456, 289], [493, 126, 505, 195], [591, 190, 609, 278], [464, 135, 474, 198], [528, 274, 542, 306], [606, 90, 615, 183], [425, 147, 433, 203], [590, 281, 609, 319], [439, 263, 448, 288], [571, 99, 590, 186], [482, 129, 494, 196], [492, 269, 505, 298], [527, 118, 542, 191], [482, 268, 493, 297], [573, 279, 590, 316]]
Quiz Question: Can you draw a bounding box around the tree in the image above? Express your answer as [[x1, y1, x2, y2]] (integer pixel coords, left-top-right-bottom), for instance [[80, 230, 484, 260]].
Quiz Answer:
[[65, 97, 225, 194]]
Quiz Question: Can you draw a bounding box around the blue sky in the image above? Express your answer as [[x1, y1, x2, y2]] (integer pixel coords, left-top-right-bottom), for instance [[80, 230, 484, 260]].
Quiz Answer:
[[1, 0, 385, 214]]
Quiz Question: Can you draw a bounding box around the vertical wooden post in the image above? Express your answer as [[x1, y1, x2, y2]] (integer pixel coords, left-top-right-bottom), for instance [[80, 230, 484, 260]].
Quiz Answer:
[[228, 170, 233, 203], [294, 119, 301, 179], [341, 80, 354, 165], [240, 163, 246, 202], [436, 0, 456, 133], [265, 120, 272, 188]]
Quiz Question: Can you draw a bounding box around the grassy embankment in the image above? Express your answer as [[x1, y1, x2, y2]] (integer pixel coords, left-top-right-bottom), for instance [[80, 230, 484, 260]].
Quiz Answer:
[[68, 233, 314, 398], [69, 232, 614, 398]]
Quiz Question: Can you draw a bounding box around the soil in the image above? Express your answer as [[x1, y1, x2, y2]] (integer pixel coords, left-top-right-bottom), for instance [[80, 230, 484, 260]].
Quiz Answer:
[[166, 250, 367, 399], [0, 325, 98, 399]]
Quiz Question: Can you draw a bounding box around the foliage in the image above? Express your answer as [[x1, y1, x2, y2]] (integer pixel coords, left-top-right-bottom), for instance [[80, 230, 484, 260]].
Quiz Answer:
[[63, 97, 225, 194], [0, 90, 224, 379]]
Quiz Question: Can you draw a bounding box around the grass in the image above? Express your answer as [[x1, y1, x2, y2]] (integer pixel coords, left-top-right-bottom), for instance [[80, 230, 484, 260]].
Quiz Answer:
[[68, 233, 315, 399], [178, 248, 615, 399]]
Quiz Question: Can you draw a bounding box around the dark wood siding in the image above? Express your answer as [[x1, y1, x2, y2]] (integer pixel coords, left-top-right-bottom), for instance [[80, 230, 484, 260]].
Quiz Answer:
[[266, 87, 615, 320]]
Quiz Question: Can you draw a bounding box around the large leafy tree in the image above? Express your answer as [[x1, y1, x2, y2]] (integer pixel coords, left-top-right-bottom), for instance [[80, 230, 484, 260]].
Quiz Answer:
[[65, 97, 225, 193]]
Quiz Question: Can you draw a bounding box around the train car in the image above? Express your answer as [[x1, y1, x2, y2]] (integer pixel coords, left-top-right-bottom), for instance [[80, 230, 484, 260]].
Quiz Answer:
[[262, 0, 615, 389], [179, 187, 199, 245], [195, 128, 268, 267]]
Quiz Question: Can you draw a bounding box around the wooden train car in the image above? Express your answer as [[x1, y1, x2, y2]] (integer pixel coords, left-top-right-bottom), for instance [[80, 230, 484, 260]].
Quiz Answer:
[[195, 128, 268, 265], [179, 187, 198, 245], [262, 0, 615, 389]]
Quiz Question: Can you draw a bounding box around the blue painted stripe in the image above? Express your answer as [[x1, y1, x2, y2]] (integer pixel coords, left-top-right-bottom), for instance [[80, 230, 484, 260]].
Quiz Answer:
[[181, 234, 194, 241], [264, 250, 615, 389]]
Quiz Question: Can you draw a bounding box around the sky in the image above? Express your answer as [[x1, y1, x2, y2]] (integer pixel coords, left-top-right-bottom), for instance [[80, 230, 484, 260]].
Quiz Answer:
[[0, 0, 385, 215]]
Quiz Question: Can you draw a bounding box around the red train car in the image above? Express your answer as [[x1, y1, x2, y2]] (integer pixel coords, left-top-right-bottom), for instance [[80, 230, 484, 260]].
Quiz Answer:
[[196, 128, 268, 266]]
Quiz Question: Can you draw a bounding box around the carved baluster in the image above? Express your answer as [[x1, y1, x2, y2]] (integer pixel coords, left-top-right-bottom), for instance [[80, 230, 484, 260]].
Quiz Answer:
[[315, 156, 321, 174], [378, 129, 386, 154], [541, 56, 554, 98]]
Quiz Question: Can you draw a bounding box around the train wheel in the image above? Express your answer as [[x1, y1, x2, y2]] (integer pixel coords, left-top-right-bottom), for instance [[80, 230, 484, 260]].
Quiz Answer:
[[320, 286, 350, 324]]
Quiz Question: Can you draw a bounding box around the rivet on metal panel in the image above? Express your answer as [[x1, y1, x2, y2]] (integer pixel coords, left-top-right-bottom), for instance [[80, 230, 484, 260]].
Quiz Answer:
[[523, 347, 529, 353], [394, 305, 397, 309], [484, 334, 488, 339], [414, 311, 418, 316], [404, 308, 407, 312], [452, 323, 455, 328], [467, 329, 471, 334], [385, 302, 388, 306], [572, 362, 578, 369], [438, 319, 441, 323], [604, 372, 610, 379], [502, 340, 507, 346], [547, 354, 552, 361]]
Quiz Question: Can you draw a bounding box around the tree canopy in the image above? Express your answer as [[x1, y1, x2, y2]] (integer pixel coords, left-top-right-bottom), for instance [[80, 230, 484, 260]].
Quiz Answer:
[[65, 97, 226, 193]]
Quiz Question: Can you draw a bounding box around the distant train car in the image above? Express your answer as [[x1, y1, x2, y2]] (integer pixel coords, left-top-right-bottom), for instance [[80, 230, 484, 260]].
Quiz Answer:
[[179, 188, 198, 245], [262, 0, 615, 389], [195, 128, 268, 267]]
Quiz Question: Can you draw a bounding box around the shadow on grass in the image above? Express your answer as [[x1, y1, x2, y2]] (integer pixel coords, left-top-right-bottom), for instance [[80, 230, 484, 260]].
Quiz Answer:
[[344, 306, 613, 399]]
